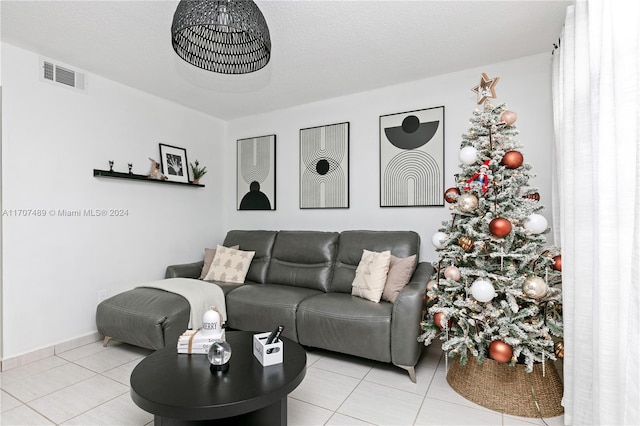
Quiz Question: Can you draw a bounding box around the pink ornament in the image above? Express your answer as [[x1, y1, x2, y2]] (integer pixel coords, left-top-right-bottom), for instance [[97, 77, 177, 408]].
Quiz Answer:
[[444, 266, 461, 281], [500, 110, 517, 125]]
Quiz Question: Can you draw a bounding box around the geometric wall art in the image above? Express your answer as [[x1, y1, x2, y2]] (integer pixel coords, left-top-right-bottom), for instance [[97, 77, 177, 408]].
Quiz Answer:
[[300, 122, 349, 209], [236, 134, 276, 210], [380, 106, 445, 207]]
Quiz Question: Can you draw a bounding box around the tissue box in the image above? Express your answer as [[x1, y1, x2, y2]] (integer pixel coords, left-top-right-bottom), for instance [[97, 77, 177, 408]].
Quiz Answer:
[[253, 332, 283, 366]]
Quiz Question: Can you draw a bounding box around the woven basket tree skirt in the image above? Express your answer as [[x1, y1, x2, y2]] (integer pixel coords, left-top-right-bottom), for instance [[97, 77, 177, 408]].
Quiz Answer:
[[447, 355, 564, 418]]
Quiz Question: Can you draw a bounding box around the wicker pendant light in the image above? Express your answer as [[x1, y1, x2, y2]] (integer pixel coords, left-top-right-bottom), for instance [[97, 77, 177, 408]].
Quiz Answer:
[[171, 0, 271, 74]]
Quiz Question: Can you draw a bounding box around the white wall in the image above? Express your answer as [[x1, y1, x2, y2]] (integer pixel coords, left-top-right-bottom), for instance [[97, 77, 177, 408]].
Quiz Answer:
[[1, 46, 556, 360], [225, 53, 556, 261], [1, 43, 225, 358]]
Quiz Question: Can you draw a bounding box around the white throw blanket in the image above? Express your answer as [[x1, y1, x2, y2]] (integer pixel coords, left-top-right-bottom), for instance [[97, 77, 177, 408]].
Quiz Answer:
[[137, 278, 226, 330]]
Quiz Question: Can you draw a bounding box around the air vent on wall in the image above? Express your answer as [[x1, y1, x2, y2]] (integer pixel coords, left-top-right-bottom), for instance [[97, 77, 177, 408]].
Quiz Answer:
[[40, 58, 86, 91]]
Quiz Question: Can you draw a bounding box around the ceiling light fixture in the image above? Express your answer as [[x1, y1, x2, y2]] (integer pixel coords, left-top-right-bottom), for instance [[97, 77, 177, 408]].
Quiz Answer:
[[171, 0, 271, 75]]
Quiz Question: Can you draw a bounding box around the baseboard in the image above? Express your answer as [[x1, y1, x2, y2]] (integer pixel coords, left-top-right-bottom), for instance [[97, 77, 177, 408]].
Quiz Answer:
[[54, 331, 103, 354], [1, 331, 102, 371]]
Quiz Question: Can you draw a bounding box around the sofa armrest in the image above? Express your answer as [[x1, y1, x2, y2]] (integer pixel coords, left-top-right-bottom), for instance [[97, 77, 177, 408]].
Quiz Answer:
[[391, 261, 434, 367], [165, 261, 204, 279]]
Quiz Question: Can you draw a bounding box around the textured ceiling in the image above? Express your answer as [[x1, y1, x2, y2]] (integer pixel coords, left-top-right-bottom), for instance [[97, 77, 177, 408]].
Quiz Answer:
[[1, 0, 572, 121]]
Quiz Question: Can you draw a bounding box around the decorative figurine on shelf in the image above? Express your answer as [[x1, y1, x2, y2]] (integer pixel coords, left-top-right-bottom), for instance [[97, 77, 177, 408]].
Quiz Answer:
[[189, 160, 208, 184], [128, 163, 133, 175], [108, 160, 114, 173], [464, 160, 491, 193], [147, 158, 168, 180]]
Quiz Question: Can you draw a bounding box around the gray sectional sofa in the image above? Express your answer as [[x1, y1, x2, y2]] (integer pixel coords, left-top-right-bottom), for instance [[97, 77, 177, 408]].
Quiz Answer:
[[97, 230, 432, 381]]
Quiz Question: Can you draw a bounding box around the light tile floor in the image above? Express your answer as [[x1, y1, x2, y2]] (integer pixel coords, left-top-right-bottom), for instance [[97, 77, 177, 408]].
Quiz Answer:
[[1, 340, 565, 425]]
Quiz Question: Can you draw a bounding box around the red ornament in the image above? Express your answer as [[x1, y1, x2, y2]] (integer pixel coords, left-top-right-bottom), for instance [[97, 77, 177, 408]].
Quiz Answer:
[[489, 340, 513, 363], [489, 217, 512, 238], [523, 192, 540, 201], [433, 312, 452, 329], [502, 151, 524, 169], [552, 255, 562, 271], [500, 110, 517, 125], [444, 187, 460, 204]]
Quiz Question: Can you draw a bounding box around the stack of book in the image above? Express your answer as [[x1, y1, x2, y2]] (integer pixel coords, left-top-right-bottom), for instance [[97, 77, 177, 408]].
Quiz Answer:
[[177, 329, 226, 354]]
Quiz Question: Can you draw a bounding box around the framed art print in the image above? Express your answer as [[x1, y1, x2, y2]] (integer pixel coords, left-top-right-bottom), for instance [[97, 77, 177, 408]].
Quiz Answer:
[[159, 143, 189, 183], [380, 106, 444, 207], [300, 122, 349, 209], [237, 135, 276, 210]]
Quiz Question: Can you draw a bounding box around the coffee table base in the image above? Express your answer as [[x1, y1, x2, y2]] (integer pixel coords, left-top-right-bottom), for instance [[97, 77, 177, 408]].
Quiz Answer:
[[153, 398, 286, 426]]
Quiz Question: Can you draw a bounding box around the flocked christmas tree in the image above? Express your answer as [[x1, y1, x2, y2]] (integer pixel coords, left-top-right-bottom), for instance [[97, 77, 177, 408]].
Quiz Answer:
[[419, 74, 564, 372]]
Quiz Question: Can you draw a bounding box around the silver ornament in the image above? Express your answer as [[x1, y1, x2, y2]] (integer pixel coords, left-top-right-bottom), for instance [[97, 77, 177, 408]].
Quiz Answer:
[[523, 276, 548, 299], [458, 193, 479, 212]]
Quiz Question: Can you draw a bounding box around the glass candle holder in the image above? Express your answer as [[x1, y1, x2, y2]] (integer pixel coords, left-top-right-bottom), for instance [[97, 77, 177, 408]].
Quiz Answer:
[[207, 339, 232, 373]]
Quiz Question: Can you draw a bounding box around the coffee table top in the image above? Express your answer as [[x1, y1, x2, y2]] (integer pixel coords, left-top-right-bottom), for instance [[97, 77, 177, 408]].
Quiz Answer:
[[130, 330, 307, 421]]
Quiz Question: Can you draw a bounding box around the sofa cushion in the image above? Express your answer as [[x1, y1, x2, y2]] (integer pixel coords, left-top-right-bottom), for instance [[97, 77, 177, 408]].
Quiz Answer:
[[331, 231, 421, 293], [204, 245, 255, 283], [297, 293, 392, 362], [381, 254, 418, 303], [223, 230, 278, 284], [351, 250, 391, 303], [199, 245, 239, 279], [266, 231, 339, 292], [225, 283, 321, 342]]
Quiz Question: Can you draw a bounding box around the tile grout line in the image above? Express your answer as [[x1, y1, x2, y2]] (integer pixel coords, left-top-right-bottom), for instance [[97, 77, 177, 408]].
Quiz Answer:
[[6, 347, 135, 425], [411, 363, 441, 425]]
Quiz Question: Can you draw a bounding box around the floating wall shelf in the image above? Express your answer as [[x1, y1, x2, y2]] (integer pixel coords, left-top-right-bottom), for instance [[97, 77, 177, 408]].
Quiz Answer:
[[93, 169, 204, 187]]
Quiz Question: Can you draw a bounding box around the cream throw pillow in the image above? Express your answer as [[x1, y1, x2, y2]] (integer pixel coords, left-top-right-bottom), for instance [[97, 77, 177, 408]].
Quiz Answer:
[[199, 245, 239, 279], [381, 254, 417, 303], [204, 245, 255, 283], [351, 250, 392, 303]]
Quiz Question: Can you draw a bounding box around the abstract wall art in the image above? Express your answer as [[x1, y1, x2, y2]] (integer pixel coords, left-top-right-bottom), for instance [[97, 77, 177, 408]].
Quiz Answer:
[[300, 122, 349, 209], [380, 106, 445, 207], [237, 134, 276, 210]]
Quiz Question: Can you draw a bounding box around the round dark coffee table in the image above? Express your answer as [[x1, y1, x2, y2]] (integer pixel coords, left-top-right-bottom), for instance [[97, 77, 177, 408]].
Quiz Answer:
[[130, 330, 307, 425]]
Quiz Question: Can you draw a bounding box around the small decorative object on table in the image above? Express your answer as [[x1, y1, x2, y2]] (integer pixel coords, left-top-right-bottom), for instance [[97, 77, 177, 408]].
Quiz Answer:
[[177, 328, 226, 354], [128, 163, 133, 174], [208, 339, 232, 373], [253, 325, 284, 366], [190, 159, 207, 184], [201, 306, 223, 339], [177, 307, 225, 355], [109, 160, 114, 172]]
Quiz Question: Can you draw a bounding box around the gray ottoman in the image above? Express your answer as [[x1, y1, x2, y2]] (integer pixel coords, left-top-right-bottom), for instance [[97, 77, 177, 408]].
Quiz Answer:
[[96, 288, 190, 350]]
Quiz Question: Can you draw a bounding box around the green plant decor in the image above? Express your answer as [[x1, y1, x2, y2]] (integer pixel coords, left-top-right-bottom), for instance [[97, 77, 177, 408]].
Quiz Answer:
[[190, 160, 208, 182]]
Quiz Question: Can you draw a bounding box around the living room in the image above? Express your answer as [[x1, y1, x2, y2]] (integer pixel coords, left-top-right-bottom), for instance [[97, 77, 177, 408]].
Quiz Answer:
[[2, 1, 639, 425]]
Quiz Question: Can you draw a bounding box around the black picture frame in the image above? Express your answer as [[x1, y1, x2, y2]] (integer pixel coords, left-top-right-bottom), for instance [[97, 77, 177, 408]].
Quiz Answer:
[[236, 135, 276, 210], [299, 122, 350, 209], [380, 106, 445, 207], [159, 143, 189, 183]]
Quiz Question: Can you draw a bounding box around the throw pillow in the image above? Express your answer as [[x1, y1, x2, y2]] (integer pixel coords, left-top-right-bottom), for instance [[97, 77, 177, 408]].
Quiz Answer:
[[204, 245, 255, 283], [199, 245, 239, 279], [351, 250, 392, 303], [381, 254, 417, 303]]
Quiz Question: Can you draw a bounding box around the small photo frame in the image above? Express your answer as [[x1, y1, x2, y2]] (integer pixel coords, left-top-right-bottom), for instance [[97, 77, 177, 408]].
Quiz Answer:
[[159, 143, 189, 183], [300, 122, 350, 209]]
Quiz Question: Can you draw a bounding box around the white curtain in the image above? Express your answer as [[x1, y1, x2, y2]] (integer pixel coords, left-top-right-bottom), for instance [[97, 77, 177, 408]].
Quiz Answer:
[[551, 1, 640, 425]]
